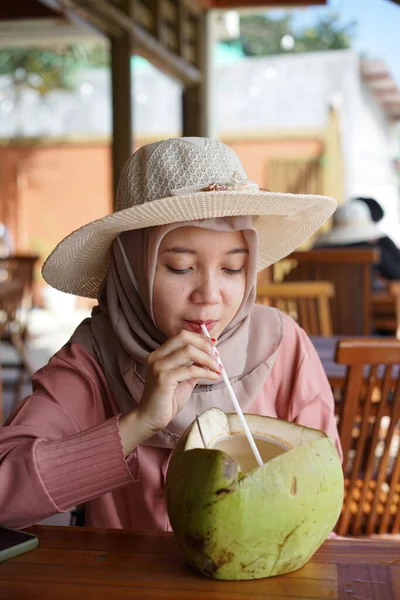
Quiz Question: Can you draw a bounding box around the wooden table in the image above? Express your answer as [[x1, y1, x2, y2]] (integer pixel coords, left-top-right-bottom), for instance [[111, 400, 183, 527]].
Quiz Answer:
[[310, 335, 400, 389], [310, 336, 347, 388], [1, 525, 400, 599]]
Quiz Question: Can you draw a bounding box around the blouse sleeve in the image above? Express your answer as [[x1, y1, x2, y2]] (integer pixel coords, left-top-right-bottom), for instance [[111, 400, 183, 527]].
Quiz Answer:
[[0, 344, 139, 529], [272, 312, 343, 462]]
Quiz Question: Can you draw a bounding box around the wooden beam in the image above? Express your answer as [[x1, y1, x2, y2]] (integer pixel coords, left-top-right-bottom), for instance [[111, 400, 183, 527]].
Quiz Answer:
[[39, 0, 201, 84], [155, 0, 164, 41], [182, 10, 206, 136], [0, 0, 58, 20], [110, 0, 134, 208], [39, 0, 120, 36], [182, 85, 203, 137], [132, 18, 201, 83], [182, 9, 219, 138], [177, 0, 186, 59]]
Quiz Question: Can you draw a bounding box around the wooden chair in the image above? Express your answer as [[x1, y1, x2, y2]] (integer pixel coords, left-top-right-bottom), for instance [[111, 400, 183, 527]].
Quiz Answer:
[[0, 255, 39, 413], [256, 281, 334, 336], [334, 339, 400, 537], [282, 248, 380, 335], [392, 282, 400, 340], [0, 254, 39, 336], [372, 281, 400, 340], [0, 279, 35, 421]]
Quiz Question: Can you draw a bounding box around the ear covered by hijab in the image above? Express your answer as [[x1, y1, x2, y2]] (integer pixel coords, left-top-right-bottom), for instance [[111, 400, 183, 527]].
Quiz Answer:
[[69, 216, 282, 448]]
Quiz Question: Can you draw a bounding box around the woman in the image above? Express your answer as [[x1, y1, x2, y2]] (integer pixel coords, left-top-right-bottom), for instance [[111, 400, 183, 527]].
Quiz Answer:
[[314, 199, 400, 283], [0, 137, 341, 529]]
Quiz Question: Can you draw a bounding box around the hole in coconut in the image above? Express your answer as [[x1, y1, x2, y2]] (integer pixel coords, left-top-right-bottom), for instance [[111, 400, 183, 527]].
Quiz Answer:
[[212, 434, 290, 473]]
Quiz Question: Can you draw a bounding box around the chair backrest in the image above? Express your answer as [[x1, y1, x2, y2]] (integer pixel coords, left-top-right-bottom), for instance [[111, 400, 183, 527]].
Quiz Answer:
[[256, 281, 334, 336], [0, 254, 39, 308], [0, 279, 25, 338], [283, 248, 380, 335], [334, 338, 400, 537], [389, 282, 400, 340]]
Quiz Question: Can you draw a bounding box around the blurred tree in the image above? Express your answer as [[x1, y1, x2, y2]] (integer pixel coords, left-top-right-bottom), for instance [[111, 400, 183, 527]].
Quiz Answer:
[[0, 43, 109, 97], [222, 11, 356, 57], [295, 13, 357, 52], [0, 43, 109, 134]]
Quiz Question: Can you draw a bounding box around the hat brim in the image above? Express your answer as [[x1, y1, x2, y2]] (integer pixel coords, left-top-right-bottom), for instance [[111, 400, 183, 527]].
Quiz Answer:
[[314, 223, 382, 246], [42, 190, 337, 298]]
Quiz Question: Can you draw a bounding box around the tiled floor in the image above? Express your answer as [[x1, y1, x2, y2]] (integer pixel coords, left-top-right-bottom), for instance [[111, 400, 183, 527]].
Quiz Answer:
[[1, 306, 91, 526]]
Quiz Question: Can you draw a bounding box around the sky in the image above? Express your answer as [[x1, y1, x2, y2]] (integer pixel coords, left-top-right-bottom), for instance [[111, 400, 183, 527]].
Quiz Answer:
[[270, 0, 400, 88]]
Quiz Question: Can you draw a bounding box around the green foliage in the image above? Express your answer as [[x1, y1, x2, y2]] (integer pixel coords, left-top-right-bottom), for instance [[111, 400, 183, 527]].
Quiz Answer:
[[294, 13, 357, 52], [234, 13, 293, 57], [0, 43, 109, 96], [222, 11, 356, 57]]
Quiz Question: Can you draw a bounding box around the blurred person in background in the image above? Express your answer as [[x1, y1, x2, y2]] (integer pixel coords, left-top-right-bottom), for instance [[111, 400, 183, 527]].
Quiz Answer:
[[314, 199, 400, 288], [354, 197, 385, 224]]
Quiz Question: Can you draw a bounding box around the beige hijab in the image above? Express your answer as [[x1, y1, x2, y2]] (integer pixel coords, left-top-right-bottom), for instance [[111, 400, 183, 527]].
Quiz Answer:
[[70, 217, 282, 448]]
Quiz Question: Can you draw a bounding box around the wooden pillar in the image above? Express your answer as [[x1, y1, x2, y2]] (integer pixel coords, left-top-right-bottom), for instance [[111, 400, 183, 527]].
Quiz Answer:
[[182, 84, 203, 137], [182, 10, 216, 138], [110, 0, 134, 209]]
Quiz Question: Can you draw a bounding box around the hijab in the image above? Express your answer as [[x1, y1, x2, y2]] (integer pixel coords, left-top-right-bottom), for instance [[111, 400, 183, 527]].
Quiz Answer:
[[69, 217, 282, 448]]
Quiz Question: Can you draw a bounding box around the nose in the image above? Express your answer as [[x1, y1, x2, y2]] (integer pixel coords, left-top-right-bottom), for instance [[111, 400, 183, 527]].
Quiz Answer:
[[190, 272, 221, 305]]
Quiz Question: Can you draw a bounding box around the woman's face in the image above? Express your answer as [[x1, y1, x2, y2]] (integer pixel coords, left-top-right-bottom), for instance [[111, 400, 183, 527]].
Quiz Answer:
[[153, 226, 248, 338]]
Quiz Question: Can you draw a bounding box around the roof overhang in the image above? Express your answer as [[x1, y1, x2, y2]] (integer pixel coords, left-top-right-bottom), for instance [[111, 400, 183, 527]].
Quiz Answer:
[[198, 0, 326, 6], [0, 0, 204, 85], [0, 0, 329, 85], [41, 0, 205, 84]]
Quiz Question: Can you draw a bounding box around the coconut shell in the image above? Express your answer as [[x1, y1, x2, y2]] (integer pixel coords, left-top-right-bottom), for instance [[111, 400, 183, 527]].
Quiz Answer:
[[166, 408, 344, 580]]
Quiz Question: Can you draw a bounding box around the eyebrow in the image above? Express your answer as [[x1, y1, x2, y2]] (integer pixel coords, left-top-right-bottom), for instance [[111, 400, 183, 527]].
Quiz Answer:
[[162, 247, 249, 255]]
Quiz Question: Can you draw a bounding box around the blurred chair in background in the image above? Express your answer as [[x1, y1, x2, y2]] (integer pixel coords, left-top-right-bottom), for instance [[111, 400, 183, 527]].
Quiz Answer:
[[282, 247, 379, 335], [371, 281, 400, 340], [0, 255, 39, 414], [256, 280, 334, 336]]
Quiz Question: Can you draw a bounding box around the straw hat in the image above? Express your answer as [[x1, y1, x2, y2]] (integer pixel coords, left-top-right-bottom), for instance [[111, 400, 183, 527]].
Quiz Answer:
[[314, 200, 383, 247], [42, 137, 337, 298]]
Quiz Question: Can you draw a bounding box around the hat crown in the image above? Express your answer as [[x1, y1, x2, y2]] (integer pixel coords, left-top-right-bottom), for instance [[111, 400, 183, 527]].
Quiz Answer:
[[333, 200, 373, 227], [116, 137, 247, 211]]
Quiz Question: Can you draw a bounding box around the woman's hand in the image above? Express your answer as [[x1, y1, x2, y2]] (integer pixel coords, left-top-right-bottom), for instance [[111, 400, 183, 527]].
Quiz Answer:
[[137, 330, 221, 435], [119, 330, 221, 455]]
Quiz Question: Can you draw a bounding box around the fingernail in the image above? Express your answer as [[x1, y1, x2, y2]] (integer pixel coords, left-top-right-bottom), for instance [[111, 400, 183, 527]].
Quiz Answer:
[[211, 337, 217, 343]]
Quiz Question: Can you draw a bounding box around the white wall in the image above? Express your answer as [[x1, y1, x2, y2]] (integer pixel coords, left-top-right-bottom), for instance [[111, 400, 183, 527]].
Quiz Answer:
[[345, 57, 400, 243], [0, 50, 398, 241]]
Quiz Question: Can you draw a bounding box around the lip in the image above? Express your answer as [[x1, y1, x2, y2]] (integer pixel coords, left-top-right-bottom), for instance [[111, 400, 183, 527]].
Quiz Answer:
[[184, 320, 217, 333]]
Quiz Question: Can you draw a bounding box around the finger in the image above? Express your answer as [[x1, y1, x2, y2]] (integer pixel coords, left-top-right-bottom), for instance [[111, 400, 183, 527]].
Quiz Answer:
[[152, 344, 221, 375], [161, 364, 221, 387], [148, 330, 216, 365]]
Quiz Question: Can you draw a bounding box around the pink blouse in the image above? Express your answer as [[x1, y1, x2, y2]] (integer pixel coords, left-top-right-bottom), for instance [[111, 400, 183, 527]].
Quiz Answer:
[[0, 311, 342, 530]]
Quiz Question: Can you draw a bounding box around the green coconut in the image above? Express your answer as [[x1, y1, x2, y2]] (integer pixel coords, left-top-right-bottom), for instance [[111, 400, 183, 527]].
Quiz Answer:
[[166, 407, 343, 581]]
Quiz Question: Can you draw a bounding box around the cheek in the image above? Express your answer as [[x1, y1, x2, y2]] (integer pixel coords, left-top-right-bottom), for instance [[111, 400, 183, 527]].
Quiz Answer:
[[153, 275, 187, 319], [224, 277, 247, 310]]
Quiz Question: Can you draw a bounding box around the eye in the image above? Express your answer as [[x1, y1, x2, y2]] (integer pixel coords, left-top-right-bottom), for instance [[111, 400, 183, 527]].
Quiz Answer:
[[166, 266, 192, 275], [223, 267, 244, 275]]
